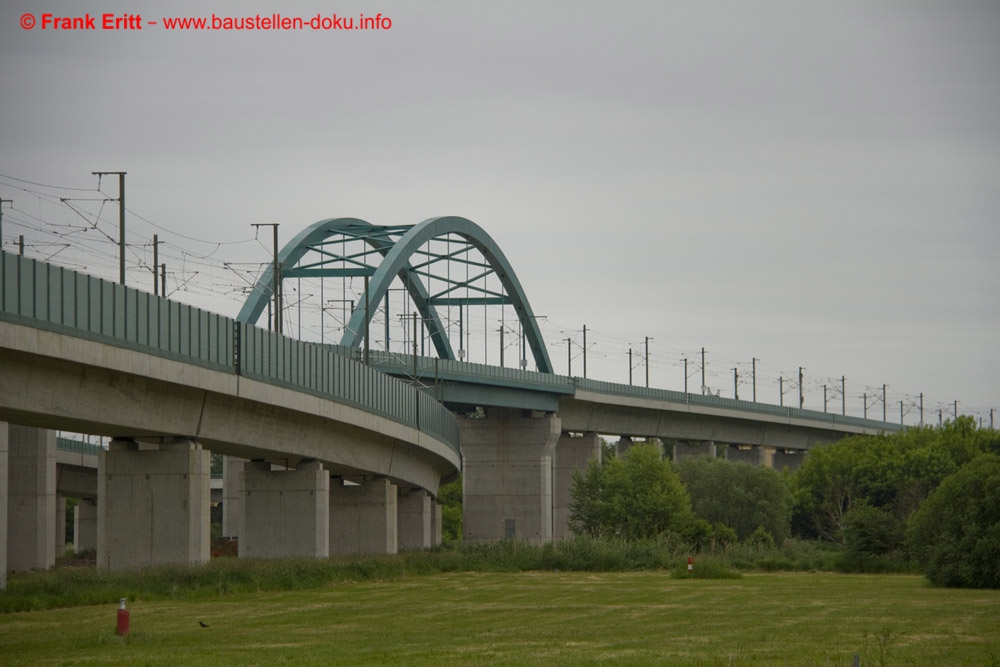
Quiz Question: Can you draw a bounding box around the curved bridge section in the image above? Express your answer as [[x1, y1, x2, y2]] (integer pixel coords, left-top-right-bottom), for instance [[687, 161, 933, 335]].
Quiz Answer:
[[236, 216, 554, 374], [0, 251, 460, 492]]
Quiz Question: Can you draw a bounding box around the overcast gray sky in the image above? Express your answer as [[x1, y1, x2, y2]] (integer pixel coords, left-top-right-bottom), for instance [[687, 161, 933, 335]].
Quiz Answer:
[[2, 1, 998, 424]]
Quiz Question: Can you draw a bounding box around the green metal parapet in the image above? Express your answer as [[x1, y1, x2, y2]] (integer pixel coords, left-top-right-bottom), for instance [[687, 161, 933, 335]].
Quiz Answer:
[[571, 377, 904, 433], [0, 251, 461, 454]]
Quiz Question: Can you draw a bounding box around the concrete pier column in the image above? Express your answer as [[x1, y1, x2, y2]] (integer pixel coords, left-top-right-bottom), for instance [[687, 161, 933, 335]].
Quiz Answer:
[[329, 478, 398, 554], [74, 499, 97, 553], [673, 440, 717, 461], [97, 437, 211, 570], [725, 445, 766, 466], [239, 459, 329, 559], [614, 435, 634, 457], [553, 432, 602, 540], [397, 488, 431, 550], [55, 495, 66, 557], [222, 455, 246, 539], [0, 424, 8, 588], [431, 501, 443, 547], [459, 408, 561, 543], [7, 425, 57, 572], [772, 449, 805, 472]]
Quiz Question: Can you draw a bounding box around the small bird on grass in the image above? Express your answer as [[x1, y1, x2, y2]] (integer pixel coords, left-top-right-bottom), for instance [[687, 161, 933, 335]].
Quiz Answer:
[[198, 621, 209, 628]]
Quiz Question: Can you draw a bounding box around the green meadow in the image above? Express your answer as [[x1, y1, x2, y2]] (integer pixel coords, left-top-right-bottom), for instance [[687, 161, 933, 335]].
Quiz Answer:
[[2, 571, 997, 666]]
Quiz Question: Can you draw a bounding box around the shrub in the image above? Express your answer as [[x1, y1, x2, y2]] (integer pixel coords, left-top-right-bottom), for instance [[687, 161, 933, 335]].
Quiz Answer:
[[907, 454, 1000, 588]]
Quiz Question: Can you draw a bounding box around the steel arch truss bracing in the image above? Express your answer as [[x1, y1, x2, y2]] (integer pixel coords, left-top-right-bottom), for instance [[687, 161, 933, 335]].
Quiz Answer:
[[236, 216, 554, 373]]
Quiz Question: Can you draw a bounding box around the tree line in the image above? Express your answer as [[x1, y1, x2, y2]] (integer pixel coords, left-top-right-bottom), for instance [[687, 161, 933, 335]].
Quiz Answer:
[[567, 417, 1000, 589]]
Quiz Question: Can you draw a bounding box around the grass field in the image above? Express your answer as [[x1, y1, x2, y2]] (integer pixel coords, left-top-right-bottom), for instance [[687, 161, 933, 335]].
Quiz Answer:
[[1, 571, 998, 666]]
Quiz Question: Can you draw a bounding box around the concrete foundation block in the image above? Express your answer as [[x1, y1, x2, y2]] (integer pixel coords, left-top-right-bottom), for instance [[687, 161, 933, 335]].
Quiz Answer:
[[74, 499, 97, 553], [97, 437, 211, 570], [222, 455, 246, 539], [431, 501, 443, 546], [459, 409, 561, 543], [772, 449, 805, 472], [239, 460, 330, 559], [725, 445, 766, 466], [553, 432, 601, 540], [7, 425, 56, 572], [0, 424, 7, 589], [55, 495, 66, 557], [329, 478, 398, 555], [397, 488, 432, 550], [672, 441, 717, 461]]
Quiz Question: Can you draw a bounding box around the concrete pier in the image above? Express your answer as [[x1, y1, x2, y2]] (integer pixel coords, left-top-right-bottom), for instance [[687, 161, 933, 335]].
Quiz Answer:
[[239, 459, 329, 559], [74, 499, 97, 553], [553, 432, 601, 540], [459, 408, 561, 543], [725, 445, 766, 466], [55, 495, 66, 557], [222, 455, 246, 539], [97, 437, 211, 570], [673, 440, 717, 460], [772, 449, 805, 471], [7, 425, 56, 572], [397, 488, 432, 550], [431, 501, 443, 546], [329, 478, 398, 554], [0, 424, 7, 588]]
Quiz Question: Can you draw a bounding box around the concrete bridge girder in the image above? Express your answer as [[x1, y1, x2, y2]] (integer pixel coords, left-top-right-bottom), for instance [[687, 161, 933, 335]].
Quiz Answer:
[[0, 320, 459, 497], [558, 395, 861, 450]]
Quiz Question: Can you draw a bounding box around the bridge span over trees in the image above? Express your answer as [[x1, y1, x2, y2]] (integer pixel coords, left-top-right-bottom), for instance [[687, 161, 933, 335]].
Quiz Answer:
[[0, 217, 900, 576]]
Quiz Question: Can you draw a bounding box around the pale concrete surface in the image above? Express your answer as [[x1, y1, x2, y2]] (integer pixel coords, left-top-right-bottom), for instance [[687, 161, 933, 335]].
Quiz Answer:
[[673, 441, 717, 460], [725, 445, 767, 466], [329, 478, 398, 554], [431, 501, 443, 546], [97, 437, 211, 570], [553, 432, 601, 540], [239, 460, 329, 559], [7, 425, 56, 572], [55, 495, 66, 556], [222, 455, 246, 538], [397, 488, 431, 550], [74, 499, 97, 552], [459, 408, 560, 543], [772, 449, 805, 472], [0, 424, 7, 588]]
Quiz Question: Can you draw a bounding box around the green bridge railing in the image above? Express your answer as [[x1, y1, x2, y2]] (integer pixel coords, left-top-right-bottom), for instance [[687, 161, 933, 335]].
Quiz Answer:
[[0, 251, 460, 453]]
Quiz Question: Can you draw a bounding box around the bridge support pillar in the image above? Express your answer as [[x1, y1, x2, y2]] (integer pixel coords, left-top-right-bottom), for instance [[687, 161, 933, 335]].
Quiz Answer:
[[673, 441, 717, 460], [725, 445, 766, 466], [74, 499, 97, 553], [329, 478, 398, 554], [431, 501, 443, 546], [97, 437, 211, 570], [397, 488, 432, 550], [55, 495, 66, 557], [615, 435, 634, 457], [0, 424, 7, 588], [239, 460, 329, 559], [6, 425, 56, 573], [459, 408, 561, 544], [222, 455, 246, 539], [553, 432, 602, 540], [772, 449, 805, 472]]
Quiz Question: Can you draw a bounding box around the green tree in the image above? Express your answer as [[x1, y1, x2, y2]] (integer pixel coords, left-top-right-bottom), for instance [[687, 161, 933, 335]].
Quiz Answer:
[[675, 455, 793, 542], [907, 454, 1000, 588], [438, 475, 463, 541], [569, 443, 693, 540], [792, 418, 1000, 543]]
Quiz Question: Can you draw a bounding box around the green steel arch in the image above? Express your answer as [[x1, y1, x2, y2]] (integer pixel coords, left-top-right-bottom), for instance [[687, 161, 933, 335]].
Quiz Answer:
[[236, 216, 554, 374]]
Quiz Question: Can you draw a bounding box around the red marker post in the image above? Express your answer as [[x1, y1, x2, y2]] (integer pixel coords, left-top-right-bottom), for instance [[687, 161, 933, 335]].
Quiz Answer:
[[117, 598, 130, 636], [687, 556, 694, 574]]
